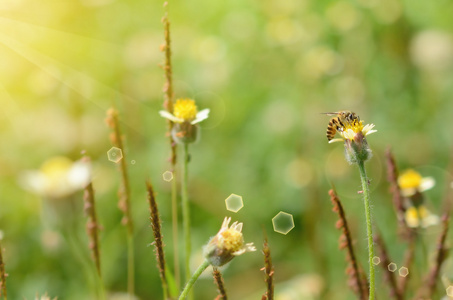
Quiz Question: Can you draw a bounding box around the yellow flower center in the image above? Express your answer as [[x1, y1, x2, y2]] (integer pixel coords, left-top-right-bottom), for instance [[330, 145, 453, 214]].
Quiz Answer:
[[40, 157, 73, 178], [220, 229, 244, 252], [173, 99, 198, 121], [343, 119, 364, 134], [398, 169, 422, 189]]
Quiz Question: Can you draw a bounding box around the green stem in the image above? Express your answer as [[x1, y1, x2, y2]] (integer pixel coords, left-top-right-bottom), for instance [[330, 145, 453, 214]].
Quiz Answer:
[[182, 144, 191, 295], [127, 232, 135, 299], [179, 260, 210, 300], [358, 161, 375, 300], [172, 168, 181, 291]]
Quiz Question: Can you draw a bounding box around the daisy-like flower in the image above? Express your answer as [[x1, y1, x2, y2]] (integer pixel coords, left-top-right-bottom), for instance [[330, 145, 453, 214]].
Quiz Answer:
[[20, 156, 91, 200], [204, 217, 256, 267], [159, 98, 210, 144], [328, 119, 377, 144], [404, 205, 439, 228], [328, 114, 377, 164], [398, 169, 435, 197]]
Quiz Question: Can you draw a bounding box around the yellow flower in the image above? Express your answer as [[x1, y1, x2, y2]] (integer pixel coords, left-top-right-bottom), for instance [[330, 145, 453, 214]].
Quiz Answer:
[[20, 156, 91, 199], [204, 217, 256, 267], [404, 205, 439, 228], [329, 119, 377, 144], [159, 98, 210, 124], [398, 169, 435, 197], [327, 112, 377, 164]]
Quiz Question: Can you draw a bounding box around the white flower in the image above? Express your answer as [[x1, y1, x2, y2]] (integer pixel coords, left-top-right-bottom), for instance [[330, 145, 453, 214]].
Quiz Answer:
[[204, 217, 256, 267], [20, 156, 91, 199]]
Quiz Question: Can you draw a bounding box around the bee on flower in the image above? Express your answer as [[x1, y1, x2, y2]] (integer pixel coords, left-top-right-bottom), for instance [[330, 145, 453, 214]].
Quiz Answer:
[[325, 111, 377, 164], [204, 217, 256, 267], [398, 169, 438, 228], [159, 98, 210, 144], [20, 156, 91, 200]]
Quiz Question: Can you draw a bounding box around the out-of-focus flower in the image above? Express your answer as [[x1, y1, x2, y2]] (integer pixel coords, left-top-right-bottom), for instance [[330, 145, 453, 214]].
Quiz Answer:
[[159, 98, 209, 144], [204, 217, 256, 267], [327, 112, 376, 164], [20, 156, 91, 199], [404, 205, 439, 228], [34, 293, 57, 300], [398, 169, 435, 197]]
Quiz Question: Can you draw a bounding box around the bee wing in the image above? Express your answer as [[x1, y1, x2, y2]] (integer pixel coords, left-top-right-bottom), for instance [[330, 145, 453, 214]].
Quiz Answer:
[[321, 112, 340, 116]]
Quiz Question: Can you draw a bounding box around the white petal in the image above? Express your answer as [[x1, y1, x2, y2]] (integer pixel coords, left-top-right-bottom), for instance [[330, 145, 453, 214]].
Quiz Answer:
[[19, 171, 46, 195], [191, 108, 210, 124], [234, 222, 243, 233], [422, 214, 440, 228], [328, 138, 344, 144], [159, 110, 183, 123], [419, 177, 435, 192], [68, 161, 91, 189], [365, 129, 377, 136]]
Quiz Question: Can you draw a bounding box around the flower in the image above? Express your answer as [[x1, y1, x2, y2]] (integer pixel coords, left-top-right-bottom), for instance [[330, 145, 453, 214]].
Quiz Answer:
[[328, 113, 377, 164], [20, 156, 91, 199], [404, 205, 439, 228], [204, 217, 256, 267], [159, 98, 210, 125], [159, 99, 210, 144], [328, 119, 377, 144], [398, 169, 435, 197]]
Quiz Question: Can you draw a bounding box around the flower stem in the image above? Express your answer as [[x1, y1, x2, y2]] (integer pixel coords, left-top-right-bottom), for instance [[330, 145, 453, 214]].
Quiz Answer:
[[127, 233, 135, 299], [171, 169, 181, 290], [179, 259, 210, 300], [357, 160, 375, 300], [182, 144, 191, 297]]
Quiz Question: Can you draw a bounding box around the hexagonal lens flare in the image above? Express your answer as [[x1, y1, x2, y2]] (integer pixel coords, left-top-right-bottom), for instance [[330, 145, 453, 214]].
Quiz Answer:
[[107, 147, 123, 163], [163, 171, 174, 182], [272, 211, 295, 235], [225, 194, 243, 212]]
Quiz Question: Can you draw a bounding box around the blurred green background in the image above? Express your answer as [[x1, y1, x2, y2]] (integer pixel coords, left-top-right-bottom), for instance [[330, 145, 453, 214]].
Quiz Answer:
[[1, 0, 453, 299]]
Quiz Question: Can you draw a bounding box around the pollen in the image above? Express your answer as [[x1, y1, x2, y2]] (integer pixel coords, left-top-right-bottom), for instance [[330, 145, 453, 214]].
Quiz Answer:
[[398, 169, 422, 189], [173, 98, 198, 121], [220, 228, 244, 252], [344, 119, 364, 133]]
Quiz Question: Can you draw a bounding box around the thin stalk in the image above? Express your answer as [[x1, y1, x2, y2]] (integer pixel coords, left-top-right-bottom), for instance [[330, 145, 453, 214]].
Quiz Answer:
[[106, 108, 135, 298], [213, 268, 227, 300], [161, 8, 179, 290], [182, 144, 191, 291], [357, 160, 375, 300], [171, 171, 180, 289], [127, 234, 135, 299], [179, 259, 210, 300], [146, 180, 170, 299], [0, 241, 6, 300]]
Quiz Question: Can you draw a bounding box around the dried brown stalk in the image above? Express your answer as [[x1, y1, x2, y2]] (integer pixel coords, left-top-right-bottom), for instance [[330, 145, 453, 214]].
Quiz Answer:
[[329, 189, 368, 300], [261, 233, 274, 300], [83, 181, 102, 277], [105, 108, 133, 234], [146, 180, 170, 298], [385, 148, 409, 235], [105, 108, 135, 296], [416, 213, 450, 299], [161, 2, 176, 166], [373, 231, 402, 300], [161, 4, 180, 288], [213, 268, 227, 300], [0, 241, 7, 299]]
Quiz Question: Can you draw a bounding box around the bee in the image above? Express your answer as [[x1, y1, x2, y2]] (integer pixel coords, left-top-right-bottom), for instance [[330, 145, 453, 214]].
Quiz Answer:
[[324, 111, 360, 141]]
